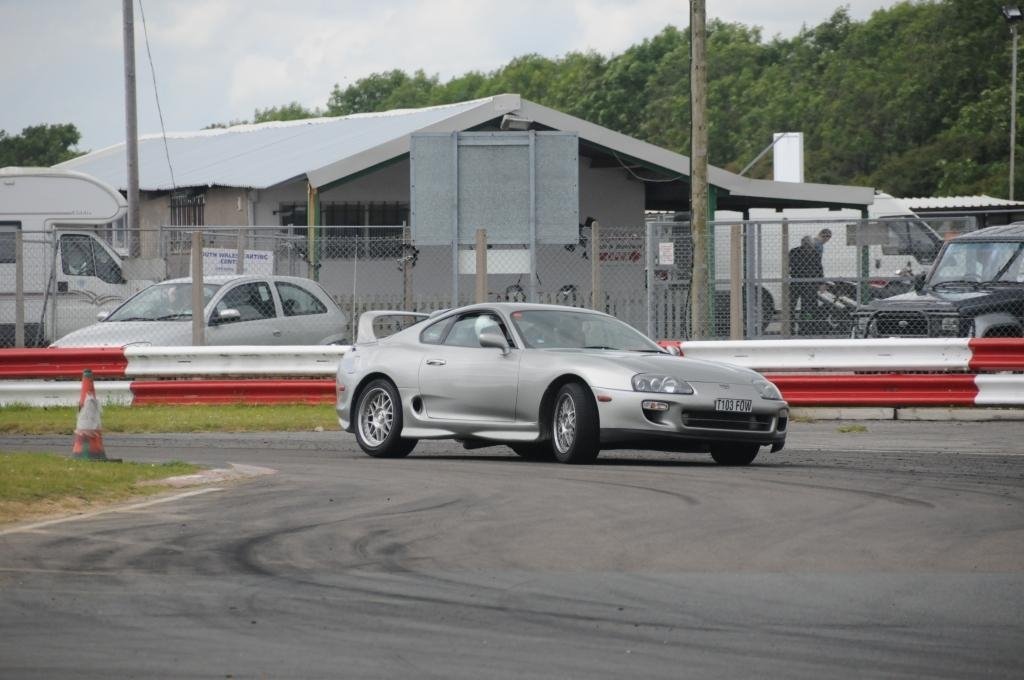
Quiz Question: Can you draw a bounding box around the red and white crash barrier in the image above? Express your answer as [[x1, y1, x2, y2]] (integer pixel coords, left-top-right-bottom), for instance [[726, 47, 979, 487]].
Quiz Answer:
[[765, 373, 1024, 406], [0, 345, 350, 380], [0, 339, 1021, 407], [658, 338, 1024, 373]]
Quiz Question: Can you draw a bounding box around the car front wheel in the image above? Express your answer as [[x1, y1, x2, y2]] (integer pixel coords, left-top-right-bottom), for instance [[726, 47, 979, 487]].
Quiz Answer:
[[709, 443, 760, 466], [550, 382, 600, 464], [354, 379, 417, 458]]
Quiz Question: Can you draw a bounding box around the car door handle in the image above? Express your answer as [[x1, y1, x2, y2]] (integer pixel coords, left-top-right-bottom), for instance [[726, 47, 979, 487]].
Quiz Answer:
[[425, 358, 446, 366], [272, 329, 282, 337]]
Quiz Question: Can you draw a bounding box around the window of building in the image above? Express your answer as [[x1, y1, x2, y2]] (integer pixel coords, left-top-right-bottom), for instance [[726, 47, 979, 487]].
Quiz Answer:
[[278, 201, 407, 259], [170, 190, 206, 226]]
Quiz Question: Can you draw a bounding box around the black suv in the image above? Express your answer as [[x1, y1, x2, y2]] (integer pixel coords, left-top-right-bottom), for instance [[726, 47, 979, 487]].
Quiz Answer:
[[853, 224, 1024, 338]]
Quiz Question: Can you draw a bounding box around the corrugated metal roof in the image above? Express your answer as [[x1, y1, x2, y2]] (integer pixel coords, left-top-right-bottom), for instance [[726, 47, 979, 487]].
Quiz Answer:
[[903, 195, 1024, 209], [56, 93, 874, 209], [58, 96, 513, 191]]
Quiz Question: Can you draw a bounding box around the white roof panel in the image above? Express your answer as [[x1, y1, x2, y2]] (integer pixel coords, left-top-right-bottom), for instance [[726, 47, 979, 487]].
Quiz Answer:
[[56, 93, 873, 209], [58, 97, 514, 191], [902, 195, 1024, 209]]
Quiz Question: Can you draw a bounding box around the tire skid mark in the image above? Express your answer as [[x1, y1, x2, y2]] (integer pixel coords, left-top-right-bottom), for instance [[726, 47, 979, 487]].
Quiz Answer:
[[747, 477, 935, 508]]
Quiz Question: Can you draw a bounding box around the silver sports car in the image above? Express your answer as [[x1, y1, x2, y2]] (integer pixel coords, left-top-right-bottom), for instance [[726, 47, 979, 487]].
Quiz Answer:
[[336, 303, 788, 465]]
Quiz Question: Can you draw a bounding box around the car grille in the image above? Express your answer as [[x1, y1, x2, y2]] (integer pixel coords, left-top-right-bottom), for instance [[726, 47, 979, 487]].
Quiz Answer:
[[872, 311, 929, 337], [681, 410, 773, 432]]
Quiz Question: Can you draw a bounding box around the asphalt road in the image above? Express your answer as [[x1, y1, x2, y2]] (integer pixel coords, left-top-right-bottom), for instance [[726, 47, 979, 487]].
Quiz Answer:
[[1, 421, 1022, 679]]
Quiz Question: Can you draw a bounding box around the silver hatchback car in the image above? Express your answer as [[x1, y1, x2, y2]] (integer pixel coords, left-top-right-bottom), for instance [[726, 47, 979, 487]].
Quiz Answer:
[[336, 303, 788, 465], [52, 274, 349, 346]]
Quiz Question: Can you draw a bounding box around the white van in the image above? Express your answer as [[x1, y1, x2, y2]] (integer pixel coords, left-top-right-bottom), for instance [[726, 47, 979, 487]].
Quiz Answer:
[[0, 167, 159, 346]]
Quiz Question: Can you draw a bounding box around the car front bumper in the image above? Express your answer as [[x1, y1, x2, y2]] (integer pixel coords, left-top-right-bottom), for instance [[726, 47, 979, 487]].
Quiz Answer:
[[594, 386, 788, 452]]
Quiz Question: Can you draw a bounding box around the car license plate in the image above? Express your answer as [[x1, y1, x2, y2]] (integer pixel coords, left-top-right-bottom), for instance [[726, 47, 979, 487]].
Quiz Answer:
[[715, 398, 752, 413]]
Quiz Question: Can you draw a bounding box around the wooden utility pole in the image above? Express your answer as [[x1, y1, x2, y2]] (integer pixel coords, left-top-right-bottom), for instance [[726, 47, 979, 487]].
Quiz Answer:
[[122, 0, 140, 256], [690, 0, 709, 338]]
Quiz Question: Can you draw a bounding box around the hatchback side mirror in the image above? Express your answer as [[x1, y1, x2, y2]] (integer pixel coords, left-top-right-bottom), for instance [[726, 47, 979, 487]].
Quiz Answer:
[[479, 328, 510, 355], [211, 308, 241, 325], [96, 311, 110, 322]]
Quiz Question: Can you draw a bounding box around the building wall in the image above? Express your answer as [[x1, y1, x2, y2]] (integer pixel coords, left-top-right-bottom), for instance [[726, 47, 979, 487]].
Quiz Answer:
[[254, 161, 411, 226], [204, 187, 250, 226], [252, 155, 646, 231]]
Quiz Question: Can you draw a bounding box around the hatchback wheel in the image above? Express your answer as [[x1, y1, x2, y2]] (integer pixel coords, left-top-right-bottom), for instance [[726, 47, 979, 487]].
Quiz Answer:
[[354, 379, 417, 458]]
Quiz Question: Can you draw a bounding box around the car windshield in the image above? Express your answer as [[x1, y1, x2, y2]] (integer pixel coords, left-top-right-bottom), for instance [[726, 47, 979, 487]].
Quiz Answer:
[[106, 282, 222, 322], [930, 242, 1024, 286], [510, 309, 664, 352]]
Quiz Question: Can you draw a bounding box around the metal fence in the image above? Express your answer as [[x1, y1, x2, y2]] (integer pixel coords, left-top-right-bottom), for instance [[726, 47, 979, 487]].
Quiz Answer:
[[5, 212, 1020, 348]]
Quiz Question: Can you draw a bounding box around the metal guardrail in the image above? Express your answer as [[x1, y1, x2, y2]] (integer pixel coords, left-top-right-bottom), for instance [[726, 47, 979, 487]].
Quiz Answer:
[[0, 339, 1022, 407]]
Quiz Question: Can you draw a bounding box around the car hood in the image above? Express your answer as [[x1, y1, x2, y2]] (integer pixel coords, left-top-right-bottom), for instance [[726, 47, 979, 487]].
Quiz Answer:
[[50, 321, 193, 347], [542, 349, 760, 384], [859, 284, 1023, 312]]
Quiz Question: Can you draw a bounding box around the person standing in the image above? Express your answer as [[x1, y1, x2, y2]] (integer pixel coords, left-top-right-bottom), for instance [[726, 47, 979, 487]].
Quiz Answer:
[[789, 235, 824, 334], [813, 228, 832, 256]]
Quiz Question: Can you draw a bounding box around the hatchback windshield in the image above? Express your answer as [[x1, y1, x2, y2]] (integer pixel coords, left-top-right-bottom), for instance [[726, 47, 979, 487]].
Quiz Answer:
[[510, 309, 664, 352], [106, 282, 222, 322]]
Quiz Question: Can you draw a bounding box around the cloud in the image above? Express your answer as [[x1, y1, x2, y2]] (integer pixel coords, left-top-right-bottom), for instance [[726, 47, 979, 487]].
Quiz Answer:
[[0, 0, 905, 150]]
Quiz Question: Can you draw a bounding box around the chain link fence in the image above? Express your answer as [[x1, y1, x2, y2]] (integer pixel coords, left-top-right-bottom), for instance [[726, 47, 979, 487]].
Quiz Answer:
[[6, 214, 1019, 348]]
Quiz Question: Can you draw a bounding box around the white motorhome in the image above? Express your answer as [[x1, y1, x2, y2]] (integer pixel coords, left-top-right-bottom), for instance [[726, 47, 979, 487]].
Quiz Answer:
[[0, 167, 158, 346]]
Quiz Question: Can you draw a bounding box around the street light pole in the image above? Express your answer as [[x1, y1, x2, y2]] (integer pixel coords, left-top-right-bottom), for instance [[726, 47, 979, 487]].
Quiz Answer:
[[1003, 6, 1023, 199], [1012, 24, 1019, 200]]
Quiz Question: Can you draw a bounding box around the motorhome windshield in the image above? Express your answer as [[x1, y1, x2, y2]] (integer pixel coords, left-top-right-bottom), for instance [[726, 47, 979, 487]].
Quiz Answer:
[[930, 242, 1024, 285], [106, 282, 222, 322]]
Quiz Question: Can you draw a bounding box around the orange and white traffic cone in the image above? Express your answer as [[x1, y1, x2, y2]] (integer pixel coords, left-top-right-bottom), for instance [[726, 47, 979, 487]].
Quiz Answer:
[[71, 369, 116, 462]]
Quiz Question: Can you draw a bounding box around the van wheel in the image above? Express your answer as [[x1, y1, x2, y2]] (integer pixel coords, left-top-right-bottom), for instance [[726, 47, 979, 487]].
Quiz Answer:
[[354, 379, 417, 458]]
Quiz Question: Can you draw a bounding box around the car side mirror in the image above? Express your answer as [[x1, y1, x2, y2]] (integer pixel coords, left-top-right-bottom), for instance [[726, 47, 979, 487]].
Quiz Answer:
[[478, 328, 510, 355], [212, 308, 241, 325], [96, 311, 109, 322]]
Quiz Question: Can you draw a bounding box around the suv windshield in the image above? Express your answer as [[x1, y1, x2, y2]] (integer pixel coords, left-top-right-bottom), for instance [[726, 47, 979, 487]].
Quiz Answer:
[[510, 309, 664, 352], [106, 282, 222, 322], [930, 242, 1024, 286]]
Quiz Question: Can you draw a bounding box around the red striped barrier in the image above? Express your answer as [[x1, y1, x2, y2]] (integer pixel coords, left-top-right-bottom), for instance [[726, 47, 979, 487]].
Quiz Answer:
[[0, 348, 128, 379], [130, 379, 334, 405], [766, 374, 979, 406], [968, 338, 1024, 371]]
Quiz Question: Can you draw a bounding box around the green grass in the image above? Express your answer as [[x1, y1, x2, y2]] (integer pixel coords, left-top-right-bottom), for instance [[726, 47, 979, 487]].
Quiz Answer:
[[0, 403, 340, 435], [837, 423, 868, 433], [0, 452, 200, 524]]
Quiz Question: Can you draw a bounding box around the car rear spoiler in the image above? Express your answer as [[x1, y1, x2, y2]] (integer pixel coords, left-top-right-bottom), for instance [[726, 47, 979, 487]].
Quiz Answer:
[[356, 310, 432, 343]]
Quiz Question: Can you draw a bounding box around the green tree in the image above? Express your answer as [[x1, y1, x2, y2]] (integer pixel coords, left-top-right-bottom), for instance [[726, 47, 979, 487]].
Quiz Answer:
[[327, 69, 439, 116], [0, 123, 84, 166], [254, 101, 320, 123]]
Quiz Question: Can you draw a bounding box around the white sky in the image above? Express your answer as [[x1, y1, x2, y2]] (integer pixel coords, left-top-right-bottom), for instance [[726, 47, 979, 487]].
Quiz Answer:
[[0, 0, 904, 151]]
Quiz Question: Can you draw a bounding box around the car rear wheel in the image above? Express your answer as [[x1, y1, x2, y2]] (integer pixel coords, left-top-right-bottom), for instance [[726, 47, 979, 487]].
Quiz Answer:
[[709, 443, 760, 466], [354, 379, 417, 458], [550, 382, 600, 464]]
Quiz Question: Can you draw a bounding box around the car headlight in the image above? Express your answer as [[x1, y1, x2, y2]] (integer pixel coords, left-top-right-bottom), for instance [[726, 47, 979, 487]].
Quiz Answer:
[[753, 378, 783, 400], [631, 374, 694, 394]]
